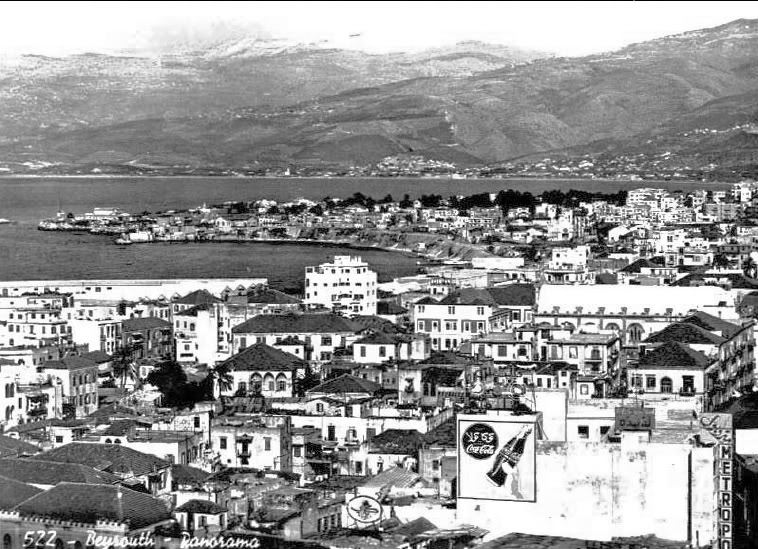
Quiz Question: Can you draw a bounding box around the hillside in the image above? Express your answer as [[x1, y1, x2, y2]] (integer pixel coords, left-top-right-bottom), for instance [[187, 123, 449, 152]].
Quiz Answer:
[[5, 20, 758, 173]]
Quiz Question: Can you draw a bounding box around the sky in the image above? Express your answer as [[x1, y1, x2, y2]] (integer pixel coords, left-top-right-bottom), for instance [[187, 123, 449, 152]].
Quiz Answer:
[[2, 1, 758, 57]]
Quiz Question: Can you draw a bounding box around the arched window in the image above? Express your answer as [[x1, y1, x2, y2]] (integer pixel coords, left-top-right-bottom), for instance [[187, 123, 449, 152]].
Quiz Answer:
[[3, 533, 12, 549], [105, 438, 112, 444], [561, 322, 575, 332], [73, 542, 83, 549], [114, 439, 121, 444], [627, 324, 644, 344], [263, 373, 275, 392], [276, 373, 288, 392], [660, 377, 673, 393], [5, 406, 11, 421], [250, 374, 262, 394], [605, 323, 620, 333], [54, 538, 64, 549]]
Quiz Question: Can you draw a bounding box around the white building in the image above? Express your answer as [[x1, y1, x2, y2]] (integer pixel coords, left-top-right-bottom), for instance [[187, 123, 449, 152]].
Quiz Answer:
[[304, 256, 378, 316]]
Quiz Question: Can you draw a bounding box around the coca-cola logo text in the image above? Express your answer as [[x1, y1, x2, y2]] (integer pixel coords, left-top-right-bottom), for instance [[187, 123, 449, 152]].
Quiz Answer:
[[462, 423, 498, 460]]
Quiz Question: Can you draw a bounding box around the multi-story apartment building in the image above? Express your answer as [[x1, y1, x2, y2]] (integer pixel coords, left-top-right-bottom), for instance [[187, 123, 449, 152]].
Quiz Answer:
[[122, 316, 173, 360], [232, 313, 358, 363], [174, 304, 231, 365], [413, 285, 536, 351], [470, 324, 621, 396], [212, 414, 292, 470], [40, 356, 98, 418], [304, 255, 377, 316]]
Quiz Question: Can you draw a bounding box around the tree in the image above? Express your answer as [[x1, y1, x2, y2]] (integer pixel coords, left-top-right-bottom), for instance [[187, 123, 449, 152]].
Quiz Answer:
[[745, 254, 758, 278], [713, 253, 731, 270], [203, 362, 234, 399], [399, 194, 413, 208], [112, 343, 139, 389], [294, 363, 320, 397]]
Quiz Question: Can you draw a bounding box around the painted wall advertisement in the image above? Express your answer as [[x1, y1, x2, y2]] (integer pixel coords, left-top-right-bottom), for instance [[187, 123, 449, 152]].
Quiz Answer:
[[457, 417, 537, 502], [698, 413, 734, 549]]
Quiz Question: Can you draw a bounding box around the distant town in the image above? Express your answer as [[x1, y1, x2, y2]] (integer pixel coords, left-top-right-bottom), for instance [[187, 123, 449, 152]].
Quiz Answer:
[[3, 180, 758, 548], [5, 151, 753, 181]]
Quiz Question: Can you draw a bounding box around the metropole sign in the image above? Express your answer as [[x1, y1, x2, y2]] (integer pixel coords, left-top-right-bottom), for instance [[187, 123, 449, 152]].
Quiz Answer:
[[699, 413, 734, 549]]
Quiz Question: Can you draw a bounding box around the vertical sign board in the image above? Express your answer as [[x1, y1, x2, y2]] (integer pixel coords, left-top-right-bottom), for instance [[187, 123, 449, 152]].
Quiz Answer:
[[457, 416, 537, 502], [699, 413, 734, 549]]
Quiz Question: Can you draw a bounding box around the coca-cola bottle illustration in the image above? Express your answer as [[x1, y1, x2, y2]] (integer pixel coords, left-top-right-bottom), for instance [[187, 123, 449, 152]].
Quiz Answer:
[[486, 425, 532, 487]]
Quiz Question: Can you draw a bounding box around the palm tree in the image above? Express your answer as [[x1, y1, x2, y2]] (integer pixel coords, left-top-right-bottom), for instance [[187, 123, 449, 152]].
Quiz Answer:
[[112, 343, 138, 389], [204, 362, 233, 399], [713, 253, 730, 270]]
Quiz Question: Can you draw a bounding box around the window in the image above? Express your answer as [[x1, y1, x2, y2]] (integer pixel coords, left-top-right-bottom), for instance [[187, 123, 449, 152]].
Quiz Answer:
[[447, 306, 456, 314], [497, 345, 507, 357], [632, 375, 643, 388], [322, 336, 332, 346], [646, 376, 656, 390], [360, 346, 366, 357], [517, 346, 528, 357], [580, 384, 589, 395], [379, 346, 386, 357], [569, 346, 578, 359], [600, 426, 611, 436], [316, 403, 324, 413], [55, 435, 63, 443], [354, 461, 363, 475], [660, 377, 673, 393], [476, 306, 485, 315], [194, 416, 201, 428], [537, 378, 543, 387], [578, 425, 589, 439], [264, 437, 271, 451], [294, 446, 302, 458], [219, 437, 227, 450], [417, 321, 424, 331]]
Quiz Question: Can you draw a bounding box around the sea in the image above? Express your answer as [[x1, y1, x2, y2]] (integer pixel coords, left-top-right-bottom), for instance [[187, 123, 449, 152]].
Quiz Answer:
[[0, 176, 731, 290]]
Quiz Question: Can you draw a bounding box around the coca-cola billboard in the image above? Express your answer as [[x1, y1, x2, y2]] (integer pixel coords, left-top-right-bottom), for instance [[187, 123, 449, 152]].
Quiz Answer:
[[458, 416, 537, 502]]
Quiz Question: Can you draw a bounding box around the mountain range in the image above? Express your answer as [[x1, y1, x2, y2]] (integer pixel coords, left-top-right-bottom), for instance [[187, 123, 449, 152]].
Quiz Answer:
[[3, 19, 758, 174]]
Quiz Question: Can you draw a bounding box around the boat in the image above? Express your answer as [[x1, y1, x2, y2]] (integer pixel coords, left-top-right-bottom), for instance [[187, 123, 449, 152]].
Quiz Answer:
[[0, 218, 11, 224], [115, 235, 133, 245]]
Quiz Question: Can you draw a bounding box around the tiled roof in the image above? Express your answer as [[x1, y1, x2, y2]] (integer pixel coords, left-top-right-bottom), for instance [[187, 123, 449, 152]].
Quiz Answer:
[[233, 313, 356, 334], [638, 342, 710, 371], [174, 304, 212, 317], [671, 272, 758, 289], [437, 285, 536, 307], [350, 315, 401, 334], [276, 336, 307, 346], [595, 273, 618, 285], [391, 517, 437, 540], [645, 322, 726, 345], [122, 316, 171, 331], [102, 419, 141, 437], [246, 288, 301, 304], [31, 442, 170, 476], [82, 350, 112, 363], [175, 289, 222, 305], [14, 482, 171, 529], [175, 499, 227, 514], [307, 374, 382, 396], [680, 311, 741, 338], [0, 434, 40, 457], [422, 418, 456, 447], [219, 343, 305, 372], [415, 297, 439, 305], [361, 466, 424, 489], [369, 429, 424, 455], [172, 464, 210, 486], [377, 302, 408, 315], [620, 258, 660, 273], [0, 457, 122, 485], [0, 475, 42, 510], [354, 332, 399, 345], [479, 533, 691, 549], [43, 355, 97, 370]]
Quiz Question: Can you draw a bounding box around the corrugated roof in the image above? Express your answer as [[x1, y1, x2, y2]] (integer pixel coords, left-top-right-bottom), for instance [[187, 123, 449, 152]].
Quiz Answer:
[[361, 466, 423, 489]]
